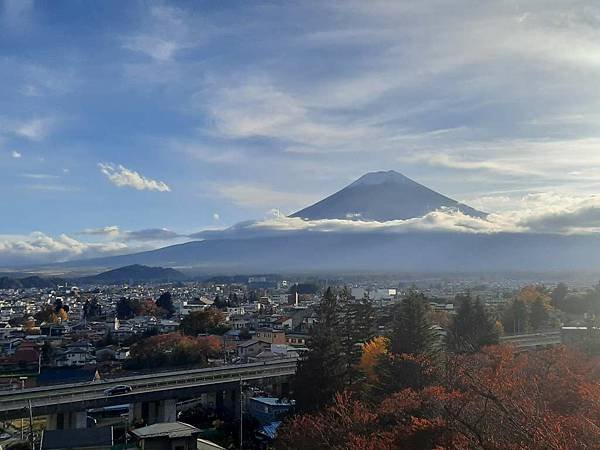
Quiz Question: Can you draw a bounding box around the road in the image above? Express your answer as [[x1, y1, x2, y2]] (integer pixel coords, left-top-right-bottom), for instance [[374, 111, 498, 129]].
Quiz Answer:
[[0, 359, 297, 421], [499, 331, 562, 349]]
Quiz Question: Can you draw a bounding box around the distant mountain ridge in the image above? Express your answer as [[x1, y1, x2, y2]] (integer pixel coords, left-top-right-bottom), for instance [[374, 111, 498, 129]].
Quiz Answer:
[[290, 170, 485, 221], [0, 275, 65, 290], [79, 264, 186, 284]]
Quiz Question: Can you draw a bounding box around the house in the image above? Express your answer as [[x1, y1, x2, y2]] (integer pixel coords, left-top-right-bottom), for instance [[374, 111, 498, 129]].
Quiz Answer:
[[157, 319, 179, 333], [228, 315, 250, 330], [237, 339, 270, 359], [115, 346, 130, 360], [252, 344, 302, 362], [256, 329, 286, 345], [13, 340, 41, 367], [130, 421, 201, 450], [248, 397, 294, 424], [41, 426, 113, 450], [179, 298, 213, 315], [285, 333, 308, 347], [95, 345, 117, 361], [273, 316, 293, 330], [40, 323, 67, 337], [54, 347, 96, 367], [226, 306, 245, 316]]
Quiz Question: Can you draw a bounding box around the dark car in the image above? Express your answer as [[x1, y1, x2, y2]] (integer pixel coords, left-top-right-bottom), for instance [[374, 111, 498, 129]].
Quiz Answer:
[[103, 385, 133, 396]]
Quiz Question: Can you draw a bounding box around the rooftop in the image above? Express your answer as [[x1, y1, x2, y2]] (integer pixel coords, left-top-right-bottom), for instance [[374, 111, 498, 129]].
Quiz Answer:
[[131, 421, 201, 439]]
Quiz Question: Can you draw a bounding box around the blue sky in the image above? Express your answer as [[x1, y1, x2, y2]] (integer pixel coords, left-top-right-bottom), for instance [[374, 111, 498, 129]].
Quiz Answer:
[[3, 0, 600, 265]]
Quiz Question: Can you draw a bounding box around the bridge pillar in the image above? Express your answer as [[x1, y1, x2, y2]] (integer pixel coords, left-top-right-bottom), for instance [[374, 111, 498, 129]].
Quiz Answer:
[[157, 399, 177, 422], [224, 387, 240, 417], [215, 390, 224, 414], [46, 411, 87, 430], [129, 402, 144, 427], [130, 400, 177, 425]]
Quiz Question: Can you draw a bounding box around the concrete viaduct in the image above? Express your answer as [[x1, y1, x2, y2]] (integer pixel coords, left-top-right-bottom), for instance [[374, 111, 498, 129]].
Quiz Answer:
[[0, 359, 297, 429]]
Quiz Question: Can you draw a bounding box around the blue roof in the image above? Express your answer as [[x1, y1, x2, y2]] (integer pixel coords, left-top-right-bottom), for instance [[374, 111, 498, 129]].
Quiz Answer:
[[251, 397, 293, 406], [259, 421, 281, 440]]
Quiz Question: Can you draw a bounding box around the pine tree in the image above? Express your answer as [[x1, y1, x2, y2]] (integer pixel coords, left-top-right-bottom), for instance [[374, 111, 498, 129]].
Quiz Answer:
[[156, 292, 175, 317], [502, 298, 529, 334], [447, 294, 498, 352], [338, 290, 375, 387], [292, 287, 344, 413], [389, 291, 439, 355], [472, 297, 499, 346], [372, 291, 438, 397]]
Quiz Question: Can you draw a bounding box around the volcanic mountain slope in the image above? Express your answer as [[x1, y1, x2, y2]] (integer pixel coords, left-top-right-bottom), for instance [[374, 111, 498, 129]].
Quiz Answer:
[[78, 264, 186, 284], [290, 170, 485, 221]]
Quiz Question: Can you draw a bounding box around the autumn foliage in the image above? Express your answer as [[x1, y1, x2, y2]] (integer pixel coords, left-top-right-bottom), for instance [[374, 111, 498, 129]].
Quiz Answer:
[[127, 332, 221, 369], [359, 336, 388, 382], [276, 345, 600, 450]]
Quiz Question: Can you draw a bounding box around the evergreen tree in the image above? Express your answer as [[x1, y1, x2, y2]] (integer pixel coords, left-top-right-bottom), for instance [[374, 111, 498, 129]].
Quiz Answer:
[[292, 287, 344, 413], [502, 298, 529, 334], [156, 292, 175, 317], [213, 294, 228, 310], [529, 297, 549, 330], [372, 291, 439, 397], [447, 294, 498, 352], [116, 297, 136, 320], [551, 283, 568, 308], [339, 291, 375, 386], [472, 298, 499, 345], [389, 291, 439, 355]]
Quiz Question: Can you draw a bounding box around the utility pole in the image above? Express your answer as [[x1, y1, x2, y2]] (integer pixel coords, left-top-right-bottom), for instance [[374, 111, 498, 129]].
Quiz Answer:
[[239, 376, 243, 450], [19, 377, 27, 441], [28, 400, 34, 450]]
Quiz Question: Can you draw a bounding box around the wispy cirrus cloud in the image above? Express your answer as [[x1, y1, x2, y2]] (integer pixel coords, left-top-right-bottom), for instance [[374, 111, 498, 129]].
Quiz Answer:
[[98, 163, 171, 192], [1, 116, 56, 142]]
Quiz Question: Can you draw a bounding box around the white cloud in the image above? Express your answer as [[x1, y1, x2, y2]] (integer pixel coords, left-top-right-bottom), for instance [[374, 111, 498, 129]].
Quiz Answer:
[[79, 226, 121, 238], [204, 79, 382, 153], [0, 232, 128, 265], [78, 225, 183, 242], [212, 213, 220, 221], [120, 4, 213, 63], [98, 163, 171, 192], [122, 35, 180, 62], [123, 228, 182, 241], [21, 173, 59, 180], [11, 150, 21, 159], [191, 208, 513, 241], [14, 117, 55, 141]]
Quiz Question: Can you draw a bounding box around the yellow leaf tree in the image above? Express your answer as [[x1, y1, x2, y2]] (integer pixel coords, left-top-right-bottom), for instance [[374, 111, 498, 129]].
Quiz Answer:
[[359, 336, 389, 382]]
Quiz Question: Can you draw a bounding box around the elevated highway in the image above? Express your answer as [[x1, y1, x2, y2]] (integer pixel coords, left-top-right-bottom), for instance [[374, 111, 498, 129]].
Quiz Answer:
[[0, 359, 297, 423], [499, 331, 562, 349]]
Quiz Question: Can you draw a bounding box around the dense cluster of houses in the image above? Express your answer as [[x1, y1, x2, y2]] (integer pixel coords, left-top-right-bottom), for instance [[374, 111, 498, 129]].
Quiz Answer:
[[0, 279, 337, 389]]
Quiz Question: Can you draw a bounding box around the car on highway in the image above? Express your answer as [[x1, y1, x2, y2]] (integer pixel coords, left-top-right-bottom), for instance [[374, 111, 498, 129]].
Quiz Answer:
[[103, 385, 133, 396]]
